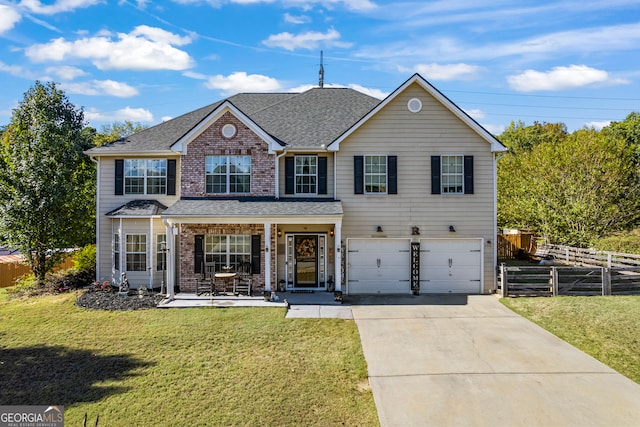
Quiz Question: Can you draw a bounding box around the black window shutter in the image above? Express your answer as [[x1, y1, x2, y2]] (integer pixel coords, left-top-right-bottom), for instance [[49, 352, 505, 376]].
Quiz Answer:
[[464, 156, 474, 194], [115, 159, 124, 195], [388, 156, 397, 195], [167, 159, 176, 195], [431, 156, 441, 195], [194, 235, 204, 274], [285, 157, 294, 195], [354, 156, 364, 194], [318, 157, 327, 195], [251, 235, 261, 274]]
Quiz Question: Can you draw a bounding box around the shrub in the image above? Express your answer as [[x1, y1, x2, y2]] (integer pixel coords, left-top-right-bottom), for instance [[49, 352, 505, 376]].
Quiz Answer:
[[593, 229, 640, 255], [73, 244, 96, 272]]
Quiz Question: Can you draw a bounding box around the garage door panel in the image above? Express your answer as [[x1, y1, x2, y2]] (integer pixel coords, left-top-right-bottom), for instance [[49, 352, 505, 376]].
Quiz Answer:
[[420, 239, 483, 294], [347, 238, 411, 294]]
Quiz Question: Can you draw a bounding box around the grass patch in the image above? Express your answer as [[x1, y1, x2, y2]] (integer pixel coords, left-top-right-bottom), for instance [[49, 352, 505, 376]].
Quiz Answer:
[[0, 289, 378, 426], [501, 296, 640, 383]]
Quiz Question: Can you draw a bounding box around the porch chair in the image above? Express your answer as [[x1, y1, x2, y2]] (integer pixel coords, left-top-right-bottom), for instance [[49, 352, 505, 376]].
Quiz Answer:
[[234, 262, 252, 296], [195, 263, 214, 296]]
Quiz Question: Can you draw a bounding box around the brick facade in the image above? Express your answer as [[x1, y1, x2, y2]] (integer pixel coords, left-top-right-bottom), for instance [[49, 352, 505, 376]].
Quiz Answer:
[[180, 112, 275, 197], [179, 223, 276, 293]]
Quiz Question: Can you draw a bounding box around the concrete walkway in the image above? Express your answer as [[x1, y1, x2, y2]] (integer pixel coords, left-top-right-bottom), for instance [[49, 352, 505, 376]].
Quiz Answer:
[[350, 294, 640, 427]]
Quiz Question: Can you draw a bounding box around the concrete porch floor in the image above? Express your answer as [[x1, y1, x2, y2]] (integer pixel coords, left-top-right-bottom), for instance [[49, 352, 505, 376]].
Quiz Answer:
[[158, 291, 352, 318]]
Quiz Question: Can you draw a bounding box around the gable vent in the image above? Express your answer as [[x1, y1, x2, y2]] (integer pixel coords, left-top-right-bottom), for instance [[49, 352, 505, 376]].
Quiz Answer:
[[408, 98, 422, 113]]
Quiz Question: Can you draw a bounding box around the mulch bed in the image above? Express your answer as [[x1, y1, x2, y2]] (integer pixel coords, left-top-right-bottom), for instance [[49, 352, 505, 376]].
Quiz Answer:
[[76, 290, 165, 311]]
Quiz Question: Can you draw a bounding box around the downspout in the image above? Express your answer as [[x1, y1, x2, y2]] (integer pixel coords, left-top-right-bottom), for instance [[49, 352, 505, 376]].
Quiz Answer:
[[275, 148, 288, 199], [492, 151, 506, 293], [90, 156, 100, 283]]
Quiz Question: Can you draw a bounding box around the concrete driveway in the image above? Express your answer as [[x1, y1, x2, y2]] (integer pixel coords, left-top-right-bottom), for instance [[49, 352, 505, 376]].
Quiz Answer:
[[349, 294, 640, 427]]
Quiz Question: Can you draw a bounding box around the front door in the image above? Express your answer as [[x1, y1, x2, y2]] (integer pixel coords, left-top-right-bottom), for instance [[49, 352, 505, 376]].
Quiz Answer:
[[286, 234, 326, 289]]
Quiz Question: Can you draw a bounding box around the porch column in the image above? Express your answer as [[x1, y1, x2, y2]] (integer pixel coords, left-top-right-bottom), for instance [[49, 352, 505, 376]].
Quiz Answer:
[[334, 222, 342, 293], [165, 222, 175, 299], [264, 223, 272, 292]]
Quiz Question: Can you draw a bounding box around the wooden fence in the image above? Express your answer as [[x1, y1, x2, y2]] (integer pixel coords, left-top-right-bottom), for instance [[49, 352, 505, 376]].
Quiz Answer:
[[536, 244, 640, 268], [0, 256, 75, 288], [498, 265, 640, 297], [497, 233, 537, 260]]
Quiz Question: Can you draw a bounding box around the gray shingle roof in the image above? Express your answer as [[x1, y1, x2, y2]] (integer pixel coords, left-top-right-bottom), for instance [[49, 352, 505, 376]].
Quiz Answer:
[[162, 199, 343, 218], [106, 200, 168, 217], [86, 88, 380, 154]]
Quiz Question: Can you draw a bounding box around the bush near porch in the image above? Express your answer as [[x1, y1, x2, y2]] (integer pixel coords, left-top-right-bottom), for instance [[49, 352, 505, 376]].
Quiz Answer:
[[502, 296, 640, 384], [0, 290, 378, 426]]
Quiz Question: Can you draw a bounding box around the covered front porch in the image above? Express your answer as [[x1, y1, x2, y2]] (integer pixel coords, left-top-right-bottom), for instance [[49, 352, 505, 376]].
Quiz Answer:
[[161, 198, 345, 301]]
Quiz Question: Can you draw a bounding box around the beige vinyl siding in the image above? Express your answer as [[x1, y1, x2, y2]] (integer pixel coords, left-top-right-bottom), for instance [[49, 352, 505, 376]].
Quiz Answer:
[[336, 82, 497, 292], [277, 154, 335, 198], [96, 156, 180, 286]]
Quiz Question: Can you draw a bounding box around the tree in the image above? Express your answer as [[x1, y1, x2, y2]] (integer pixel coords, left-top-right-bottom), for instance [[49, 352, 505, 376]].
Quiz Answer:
[[93, 121, 148, 147], [498, 120, 568, 154], [498, 127, 640, 247], [0, 81, 95, 284]]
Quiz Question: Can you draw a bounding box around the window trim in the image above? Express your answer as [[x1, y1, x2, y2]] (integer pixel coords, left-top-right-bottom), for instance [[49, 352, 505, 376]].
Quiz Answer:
[[205, 155, 251, 194], [204, 234, 252, 273], [125, 234, 147, 272], [123, 159, 168, 195], [156, 234, 166, 272], [295, 155, 318, 195], [440, 154, 464, 194], [364, 154, 388, 194]]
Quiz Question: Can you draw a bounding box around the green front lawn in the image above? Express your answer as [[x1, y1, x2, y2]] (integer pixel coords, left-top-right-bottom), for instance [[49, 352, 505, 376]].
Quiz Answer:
[[501, 296, 640, 383], [0, 290, 378, 426]]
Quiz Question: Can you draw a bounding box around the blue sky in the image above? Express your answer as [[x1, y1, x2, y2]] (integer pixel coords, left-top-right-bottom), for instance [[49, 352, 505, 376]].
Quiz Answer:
[[1, 0, 639, 134]]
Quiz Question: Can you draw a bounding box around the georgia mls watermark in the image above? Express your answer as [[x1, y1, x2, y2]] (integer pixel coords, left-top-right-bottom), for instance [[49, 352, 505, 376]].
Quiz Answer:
[[0, 406, 64, 427]]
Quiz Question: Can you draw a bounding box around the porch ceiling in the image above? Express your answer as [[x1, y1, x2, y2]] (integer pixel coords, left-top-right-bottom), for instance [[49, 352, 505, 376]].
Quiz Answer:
[[162, 199, 343, 225]]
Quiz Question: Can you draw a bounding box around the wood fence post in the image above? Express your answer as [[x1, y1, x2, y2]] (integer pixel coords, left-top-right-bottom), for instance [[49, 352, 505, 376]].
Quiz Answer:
[[551, 267, 558, 296], [607, 253, 612, 268], [602, 268, 611, 296]]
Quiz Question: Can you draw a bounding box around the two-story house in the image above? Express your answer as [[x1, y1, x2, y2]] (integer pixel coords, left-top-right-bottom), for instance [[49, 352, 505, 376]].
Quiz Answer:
[[86, 74, 507, 299]]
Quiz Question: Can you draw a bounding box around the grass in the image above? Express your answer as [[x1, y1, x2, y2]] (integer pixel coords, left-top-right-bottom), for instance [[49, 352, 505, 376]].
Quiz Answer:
[[501, 296, 640, 384], [0, 289, 378, 426]]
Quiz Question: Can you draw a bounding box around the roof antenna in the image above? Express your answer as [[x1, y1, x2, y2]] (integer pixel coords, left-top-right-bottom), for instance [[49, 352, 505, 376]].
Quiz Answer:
[[318, 50, 324, 88]]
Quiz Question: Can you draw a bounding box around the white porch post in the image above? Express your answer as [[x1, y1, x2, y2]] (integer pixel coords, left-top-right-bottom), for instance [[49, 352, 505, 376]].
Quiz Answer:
[[264, 223, 272, 292], [334, 222, 342, 293], [165, 222, 175, 299], [149, 217, 154, 290]]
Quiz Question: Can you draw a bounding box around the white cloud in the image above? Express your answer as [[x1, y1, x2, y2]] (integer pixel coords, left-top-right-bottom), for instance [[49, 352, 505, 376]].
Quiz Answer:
[[481, 123, 506, 136], [0, 5, 21, 34], [405, 63, 481, 81], [204, 72, 282, 95], [584, 120, 612, 130], [20, 0, 102, 15], [172, 0, 376, 11], [85, 106, 154, 123], [507, 65, 628, 92], [464, 108, 485, 120], [161, 116, 173, 122], [262, 28, 352, 51], [45, 65, 87, 80], [0, 61, 33, 78], [284, 13, 311, 24], [25, 26, 194, 71], [61, 80, 139, 97]]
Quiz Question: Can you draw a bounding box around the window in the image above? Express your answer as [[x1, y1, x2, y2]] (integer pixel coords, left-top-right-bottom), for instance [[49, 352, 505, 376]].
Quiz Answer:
[[441, 156, 463, 194], [204, 235, 251, 272], [114, 234, 120, 271], [365, 155, 387, 193], [156, 234, 166, 271], [126, 234, 147, 272], [124, 159, 167, 195], [295, 156, 317, 194], [205, 156, 251, 194], [431, 155, 473, 195]]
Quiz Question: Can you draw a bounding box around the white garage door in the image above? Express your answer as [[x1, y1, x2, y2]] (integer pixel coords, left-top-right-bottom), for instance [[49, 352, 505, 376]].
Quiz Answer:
[[347, 238, 411, 294], [420, 238, 483, 294]]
